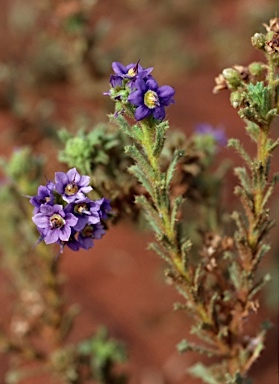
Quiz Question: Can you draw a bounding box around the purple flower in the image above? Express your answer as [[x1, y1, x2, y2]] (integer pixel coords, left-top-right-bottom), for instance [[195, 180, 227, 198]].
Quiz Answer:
[[62, 229, 82, 252], [65, 197, 101, 231], [195, 123, 227, 146], [29, 168, 111, 255], [55, 167, 93, 203], [78, 223, 106, 250], [30, 182, 55, 214], [95, 197, 111, 220], [128, 78, 175, 121], [110, 60, 153, 89], [32, 204, 78, 245]]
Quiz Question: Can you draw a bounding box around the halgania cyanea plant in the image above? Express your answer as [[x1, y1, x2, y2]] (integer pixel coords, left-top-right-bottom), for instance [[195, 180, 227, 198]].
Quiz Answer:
[[0, 16, 278, 384]]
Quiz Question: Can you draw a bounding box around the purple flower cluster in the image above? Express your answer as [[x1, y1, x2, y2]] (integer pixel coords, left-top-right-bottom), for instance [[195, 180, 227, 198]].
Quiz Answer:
[[30, 168, 111, 254], [107, 60, 175, 121], [195, 123, 227, 146]]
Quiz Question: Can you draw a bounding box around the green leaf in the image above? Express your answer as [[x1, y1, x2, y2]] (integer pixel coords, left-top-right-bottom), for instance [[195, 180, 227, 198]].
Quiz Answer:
[[188, 363, 221, 384], [234, 167, 251, 194], [248, 273, 271, 299], [177, 339, 218, 357], [171, 195, 184, 231], [166, 149, 184, 188], [128, 164, 153, 197], [124, 145, 155, 180], [115, 115, 143, 144], [135, 195, 164, 236], [261, 172, 279, 208], [148, 242, 172, 265], [228, 139, 252, 166], [153, 121, 169, 158], [228, 259, 242, 291], [251, 243, 270, 273]]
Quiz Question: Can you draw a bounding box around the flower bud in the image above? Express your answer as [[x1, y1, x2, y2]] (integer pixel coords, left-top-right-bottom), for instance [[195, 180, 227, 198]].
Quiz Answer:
[[230, 91, 243, 108], [222, 68, 242, 89], [251, 33, 266, 50], [248, 62, 266, 78]]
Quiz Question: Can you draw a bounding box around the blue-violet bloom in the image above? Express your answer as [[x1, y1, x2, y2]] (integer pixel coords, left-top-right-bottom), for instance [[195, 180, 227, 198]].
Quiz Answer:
[[65, 197, 101, 232], [32, 204, 78, 245], [128, 78, 175, 121], [110, 60, 153, 89], [195, 123, 227, 146], [78, 223, 106, 250], [95, 197, 112, 220], [55, 167, 93, 203], [30, 182, 55, 214]]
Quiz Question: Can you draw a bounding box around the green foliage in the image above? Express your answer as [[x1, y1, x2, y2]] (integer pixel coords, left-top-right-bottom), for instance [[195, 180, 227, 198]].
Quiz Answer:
[[188, 363, 225, 384], [0, 146, 44, 195], [58, 124, 125, 176], [152, 120, 169, 158], [78, 327, 127, 384]]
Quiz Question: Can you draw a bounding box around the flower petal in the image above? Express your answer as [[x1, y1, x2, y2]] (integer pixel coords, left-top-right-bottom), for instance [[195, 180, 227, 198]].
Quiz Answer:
[[55, 172, 68, 186], [134, 105, 151, 121], [157, 85, 175, 101], [128, 90, 143, 106], [79, 175, 90, 187], [134, 78, 148, 93], [59, 225, 71, 241], [153, 106, 166, 120], [112, 62, 127, 75], [44, 230, 59, 244], [67, 168, 80, 183], [32, 214, 49, 228], [146, 78, 158, 91]]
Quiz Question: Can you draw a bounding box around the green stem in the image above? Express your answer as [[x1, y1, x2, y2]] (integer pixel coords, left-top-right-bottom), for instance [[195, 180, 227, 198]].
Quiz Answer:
[[140, 119, 212, 325]]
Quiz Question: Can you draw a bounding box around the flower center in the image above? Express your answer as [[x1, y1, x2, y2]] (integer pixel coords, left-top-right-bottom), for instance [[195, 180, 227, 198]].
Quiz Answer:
[[50, 214, 65, 229], [65, 183, 79, 196], [81, 225, 94, 238], [74, 203, 89, 214], [144, 90, 159, 109], [127, 67, 137, 76], [127, 60, 140, 77]]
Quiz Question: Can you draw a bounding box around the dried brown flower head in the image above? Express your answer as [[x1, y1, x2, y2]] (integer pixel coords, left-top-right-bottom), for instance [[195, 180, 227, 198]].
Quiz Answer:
[[233, 65, 249, 81], [263, 17, 279, 33], [265, 32, 279, 54], [213, 73, 228, 94]]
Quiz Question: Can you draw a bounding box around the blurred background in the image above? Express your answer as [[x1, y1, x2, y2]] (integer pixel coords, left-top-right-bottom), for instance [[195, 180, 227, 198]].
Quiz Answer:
[[0, 1, 278, 383]]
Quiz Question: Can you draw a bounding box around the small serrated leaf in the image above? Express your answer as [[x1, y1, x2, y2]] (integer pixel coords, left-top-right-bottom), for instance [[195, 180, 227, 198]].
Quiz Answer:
[[166, 149, 184, 188]]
